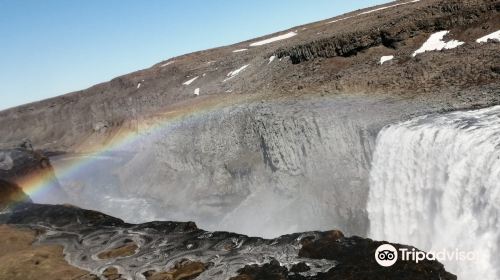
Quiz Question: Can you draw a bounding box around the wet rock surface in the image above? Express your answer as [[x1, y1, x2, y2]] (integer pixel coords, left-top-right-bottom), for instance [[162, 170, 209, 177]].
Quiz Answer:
[[229, 229, 456, 280], [0, 202, 456, 280], [298, 232, 457, 280]]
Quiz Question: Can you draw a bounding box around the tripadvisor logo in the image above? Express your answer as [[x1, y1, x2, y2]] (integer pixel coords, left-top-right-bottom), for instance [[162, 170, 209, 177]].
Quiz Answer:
[[375, 244, 398, 267], [375, 243, 478, 267]]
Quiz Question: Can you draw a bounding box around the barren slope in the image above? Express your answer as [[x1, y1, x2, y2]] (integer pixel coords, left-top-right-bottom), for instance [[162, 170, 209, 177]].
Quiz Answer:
[[0, 0, 498, 151]]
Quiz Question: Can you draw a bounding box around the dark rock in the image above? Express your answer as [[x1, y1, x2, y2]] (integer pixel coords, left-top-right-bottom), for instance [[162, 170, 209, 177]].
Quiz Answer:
[[299, 233, 457, 280], [290, 262, 310, 273], [231, 259, 288, 280], [0, 148, 67, 204], [0, 179, 31, 210], [0, 203, 124, 228]]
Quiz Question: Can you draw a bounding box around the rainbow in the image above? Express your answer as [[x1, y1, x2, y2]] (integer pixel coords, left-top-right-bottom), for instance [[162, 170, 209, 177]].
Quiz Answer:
[[17, 94, 256, 202]]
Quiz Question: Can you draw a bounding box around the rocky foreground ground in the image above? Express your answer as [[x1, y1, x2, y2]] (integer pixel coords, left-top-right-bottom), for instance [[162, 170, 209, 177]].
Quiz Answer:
[[0, 175, 456, 280]]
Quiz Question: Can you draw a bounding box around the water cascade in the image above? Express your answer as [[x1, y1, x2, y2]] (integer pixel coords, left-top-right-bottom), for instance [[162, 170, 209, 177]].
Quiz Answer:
[[368, 106, 500, 280]]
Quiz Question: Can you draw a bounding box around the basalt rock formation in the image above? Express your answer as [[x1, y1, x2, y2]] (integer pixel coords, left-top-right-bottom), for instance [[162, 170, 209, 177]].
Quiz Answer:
[[275, 0, 499, 64]]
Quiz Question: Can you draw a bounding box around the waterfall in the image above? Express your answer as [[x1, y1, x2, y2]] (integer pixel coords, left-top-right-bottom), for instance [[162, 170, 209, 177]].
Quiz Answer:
[[367, 106, 500, 279]]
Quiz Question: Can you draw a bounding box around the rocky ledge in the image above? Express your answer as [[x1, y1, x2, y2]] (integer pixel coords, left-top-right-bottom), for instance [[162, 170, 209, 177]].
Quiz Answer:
[[0, 178, 455, 280]]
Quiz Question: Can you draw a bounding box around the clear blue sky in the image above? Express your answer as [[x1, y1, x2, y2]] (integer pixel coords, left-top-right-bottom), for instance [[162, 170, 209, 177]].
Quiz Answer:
[[0, 0, 389, 110]]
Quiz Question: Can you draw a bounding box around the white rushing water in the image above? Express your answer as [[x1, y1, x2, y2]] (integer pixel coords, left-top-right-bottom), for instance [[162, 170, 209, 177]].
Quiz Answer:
[[368, 106, 500, 279]]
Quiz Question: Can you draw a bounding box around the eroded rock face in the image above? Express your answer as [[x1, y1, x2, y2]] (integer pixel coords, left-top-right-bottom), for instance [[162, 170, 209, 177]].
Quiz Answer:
[[0, 179, 32, 210], [48, 92, 500, 239], [36, 95, 405, 238], [113, 97, 381, 237], [15, 91, 493, 241], [0, 204, 456, 280], [275, 0, 498, 64], [0, 148, 67, 204]]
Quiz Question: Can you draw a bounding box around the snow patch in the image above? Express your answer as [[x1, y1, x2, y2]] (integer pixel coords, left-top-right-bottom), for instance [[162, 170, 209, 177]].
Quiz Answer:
[[249, 32, 297, 47], [326, 1, 420, 26], [359, 0, 420, 15], [223, 64, 250, 82], [327, 16, 353, 24], [412, 31, 464, 57], [183, 76, 199, 86], [159, 61, 175, 68], [380, 55, 394, 65], [194, 88, 200, 96], [232, 49, 248, 53], [269, 55, 276, 64], [476, 30, 500, 43]]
